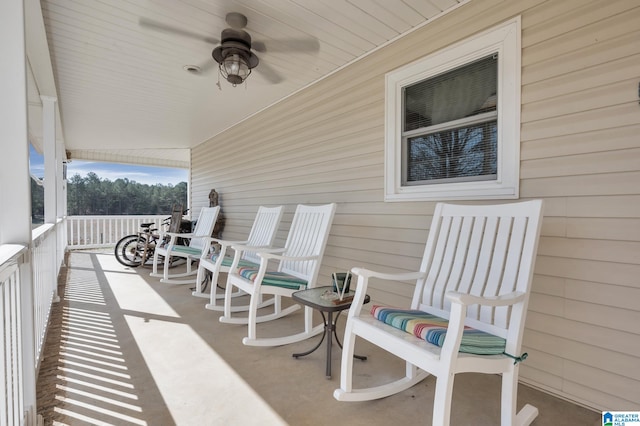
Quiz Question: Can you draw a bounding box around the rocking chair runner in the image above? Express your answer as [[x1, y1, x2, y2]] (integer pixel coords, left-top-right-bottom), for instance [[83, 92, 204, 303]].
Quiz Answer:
[[192, 205, 284, 312], [334, 200, 544, 426], [150, 206, 220, 284], [219, 203, 337, 347]]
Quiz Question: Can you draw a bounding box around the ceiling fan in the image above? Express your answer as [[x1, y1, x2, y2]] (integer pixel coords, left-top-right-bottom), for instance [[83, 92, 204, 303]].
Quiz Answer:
[[139, 12, 319, 86]]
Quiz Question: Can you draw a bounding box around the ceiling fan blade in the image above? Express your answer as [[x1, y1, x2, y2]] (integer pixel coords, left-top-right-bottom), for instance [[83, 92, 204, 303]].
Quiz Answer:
[[251, 41, 267, 53], [139, 17, 219, 45], [252, 38, 320, 53], [255, 60, 283, 84]]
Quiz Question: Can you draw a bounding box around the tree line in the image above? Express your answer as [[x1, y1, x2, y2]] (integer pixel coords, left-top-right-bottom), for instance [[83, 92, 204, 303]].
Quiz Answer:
[[31, 172, 188, 222]]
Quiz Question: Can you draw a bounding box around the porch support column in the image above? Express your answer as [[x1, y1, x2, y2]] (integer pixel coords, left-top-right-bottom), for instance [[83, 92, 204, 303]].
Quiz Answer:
[[41, 96, 63, 300], [42, 95, 57, 224], [0, 0, 31, 244], [58, 140, 67, 271], [58, 145, 66, 219], [0, 0, 38, 423]]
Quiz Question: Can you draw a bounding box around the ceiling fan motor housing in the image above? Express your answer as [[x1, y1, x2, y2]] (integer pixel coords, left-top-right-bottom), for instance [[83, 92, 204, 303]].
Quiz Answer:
[[212, 29, 259, 68]]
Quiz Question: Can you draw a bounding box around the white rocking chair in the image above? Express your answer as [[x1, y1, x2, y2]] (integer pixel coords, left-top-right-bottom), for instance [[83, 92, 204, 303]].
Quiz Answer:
[[150, 206, 220, 284], [334, 200, 543, 426], [219, 203, 337, 347], [192, 205, 284, 313]]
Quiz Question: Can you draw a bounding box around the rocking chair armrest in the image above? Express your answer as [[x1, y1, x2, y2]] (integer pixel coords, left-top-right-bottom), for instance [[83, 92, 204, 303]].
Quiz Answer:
[[350, 267, 427, 282], [165, 232, 195, 238], [446, 291, 526, 307], [205, 238, 248, 247], [344, 269, 427, 319], [230, 244, 285, 254], [258, 252, 318, 262]]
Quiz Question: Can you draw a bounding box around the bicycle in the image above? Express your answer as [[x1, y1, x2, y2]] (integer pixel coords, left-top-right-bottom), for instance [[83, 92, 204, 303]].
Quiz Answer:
[[114, 207, 191, 267]]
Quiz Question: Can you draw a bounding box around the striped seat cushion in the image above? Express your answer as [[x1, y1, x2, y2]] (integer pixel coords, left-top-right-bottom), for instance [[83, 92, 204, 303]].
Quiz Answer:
[[170, 245, 202, 256], [209, 254, 259, 269], [237, 267, 308, 290], [371, 306, 506, 355]]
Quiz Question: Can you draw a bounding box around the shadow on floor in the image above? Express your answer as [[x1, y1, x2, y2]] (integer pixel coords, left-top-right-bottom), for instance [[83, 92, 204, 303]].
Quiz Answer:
[[36, 252, 175, 425]]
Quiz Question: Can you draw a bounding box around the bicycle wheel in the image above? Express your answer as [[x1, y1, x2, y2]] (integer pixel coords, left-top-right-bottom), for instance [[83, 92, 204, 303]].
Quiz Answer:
[[114, 234, 148, 267]]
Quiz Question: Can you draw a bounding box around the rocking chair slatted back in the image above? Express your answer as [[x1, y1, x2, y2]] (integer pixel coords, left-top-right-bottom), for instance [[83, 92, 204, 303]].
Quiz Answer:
[[188, 207, 219, 251], [278, 204, 335, 282], [242, 206, 286, 265], [415, 201, 542, 341]]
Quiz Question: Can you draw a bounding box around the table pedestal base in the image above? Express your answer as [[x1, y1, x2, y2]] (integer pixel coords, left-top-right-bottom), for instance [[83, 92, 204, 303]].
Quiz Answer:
[[293, 310, 366, 378]]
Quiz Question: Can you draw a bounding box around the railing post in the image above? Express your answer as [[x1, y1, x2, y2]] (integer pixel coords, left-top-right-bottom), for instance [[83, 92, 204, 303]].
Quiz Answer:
[[19, 254, 36, 424]]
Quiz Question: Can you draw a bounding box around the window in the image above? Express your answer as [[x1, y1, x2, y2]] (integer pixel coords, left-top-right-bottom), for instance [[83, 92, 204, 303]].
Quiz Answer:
[[385, 18, 521, 201]]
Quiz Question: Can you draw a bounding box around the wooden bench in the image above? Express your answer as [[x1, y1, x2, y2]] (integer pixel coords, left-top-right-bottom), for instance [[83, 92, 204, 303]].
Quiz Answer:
[[334, 200, 543, 426]]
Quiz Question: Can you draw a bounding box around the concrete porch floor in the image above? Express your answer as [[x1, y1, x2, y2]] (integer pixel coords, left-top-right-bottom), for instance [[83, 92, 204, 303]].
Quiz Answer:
[[36, 249, 601, 425]]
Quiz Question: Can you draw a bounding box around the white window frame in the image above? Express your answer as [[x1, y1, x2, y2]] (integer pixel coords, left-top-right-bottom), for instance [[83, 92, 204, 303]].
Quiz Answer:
[[385, 17, 521, 201]]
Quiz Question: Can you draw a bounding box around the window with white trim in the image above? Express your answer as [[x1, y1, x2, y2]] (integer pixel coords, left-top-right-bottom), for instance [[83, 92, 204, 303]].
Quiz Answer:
[[385, 18, 521, 201]]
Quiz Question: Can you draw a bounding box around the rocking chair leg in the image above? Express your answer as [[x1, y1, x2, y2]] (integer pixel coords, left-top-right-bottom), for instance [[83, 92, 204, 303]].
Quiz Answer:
[[501, 368, 517, 425], [223, 280, 235, 319], [246, 290, 260, 341], [193, 267, 207, 295], [163, 254, 171, 280], [502, 368, 538, 426], [339, 323, 357, 393], [194, 267, 203, 294], [152, 251, 160, 275], [207, 272, 221, 307], [432, 373, 455, 426]]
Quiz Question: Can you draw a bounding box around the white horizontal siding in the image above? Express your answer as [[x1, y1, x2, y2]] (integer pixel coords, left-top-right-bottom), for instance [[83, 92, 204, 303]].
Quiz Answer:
[[191, 0, 640, 412], [519, 0, 640, 410]]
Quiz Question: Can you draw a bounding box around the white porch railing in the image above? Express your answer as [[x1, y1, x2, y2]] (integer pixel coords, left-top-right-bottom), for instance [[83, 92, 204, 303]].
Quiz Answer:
[[1, 220, 64, 426], [31, 224, 61, 363], [0, 245, 27, 426], [66, 215, 166, 249], [2, 215, 171, 425]]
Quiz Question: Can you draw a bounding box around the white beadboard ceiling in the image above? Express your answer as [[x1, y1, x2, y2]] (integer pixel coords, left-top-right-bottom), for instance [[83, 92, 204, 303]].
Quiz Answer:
[[27, 0, 466, 168]]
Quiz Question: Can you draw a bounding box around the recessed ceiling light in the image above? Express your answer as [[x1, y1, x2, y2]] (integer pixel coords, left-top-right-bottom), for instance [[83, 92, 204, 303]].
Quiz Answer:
[[183, 65, 201, 74]]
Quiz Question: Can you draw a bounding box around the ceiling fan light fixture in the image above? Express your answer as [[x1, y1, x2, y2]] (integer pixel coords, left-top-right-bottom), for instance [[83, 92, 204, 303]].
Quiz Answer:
[[220, 51, 251, 86], [212, 28, 259, 87]]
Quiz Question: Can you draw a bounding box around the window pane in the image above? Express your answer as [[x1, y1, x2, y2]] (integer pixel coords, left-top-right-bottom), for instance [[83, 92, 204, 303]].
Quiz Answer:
[[404, 55, 497, 132], [406, 121, 497, 184]]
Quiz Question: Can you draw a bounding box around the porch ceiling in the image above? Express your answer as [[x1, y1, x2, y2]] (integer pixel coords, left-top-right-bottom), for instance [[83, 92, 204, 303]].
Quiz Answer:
[[26, 0, 466, 168]]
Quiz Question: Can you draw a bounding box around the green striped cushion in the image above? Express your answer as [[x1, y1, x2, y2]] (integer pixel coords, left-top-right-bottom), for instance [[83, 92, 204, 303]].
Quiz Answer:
[[371, 305, 506, 355], [170, 245, 202, 256], [237, 267, 308, 290], [209, 254, 259, 269]]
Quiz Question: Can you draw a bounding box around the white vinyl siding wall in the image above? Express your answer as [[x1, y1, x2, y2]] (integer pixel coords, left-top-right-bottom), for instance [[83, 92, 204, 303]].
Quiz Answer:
[[191, 0, 640, 412]]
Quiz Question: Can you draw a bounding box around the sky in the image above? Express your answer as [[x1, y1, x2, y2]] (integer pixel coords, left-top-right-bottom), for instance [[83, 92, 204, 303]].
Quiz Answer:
[[29, 144, 188, 186]]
